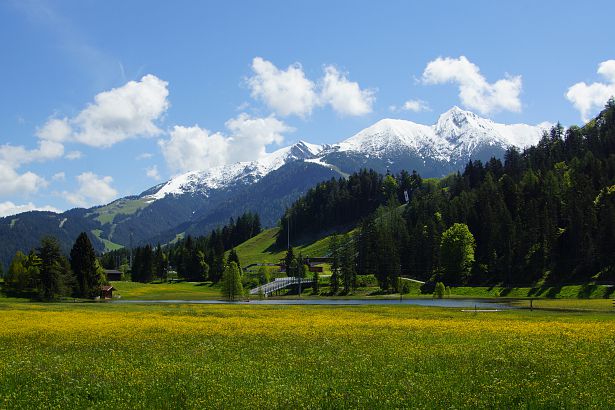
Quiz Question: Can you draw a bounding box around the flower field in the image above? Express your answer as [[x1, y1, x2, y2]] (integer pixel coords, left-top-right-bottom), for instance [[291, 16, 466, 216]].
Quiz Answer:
[[0, 303, 613, 408]]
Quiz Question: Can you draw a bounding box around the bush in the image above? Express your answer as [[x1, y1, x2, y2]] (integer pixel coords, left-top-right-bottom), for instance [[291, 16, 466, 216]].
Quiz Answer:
[[434, 282, 445, 299], [355, 274, 377, 287]]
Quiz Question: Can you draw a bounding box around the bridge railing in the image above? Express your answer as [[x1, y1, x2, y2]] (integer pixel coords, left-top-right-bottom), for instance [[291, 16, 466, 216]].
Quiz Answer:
[[250, 277, 315, 296]]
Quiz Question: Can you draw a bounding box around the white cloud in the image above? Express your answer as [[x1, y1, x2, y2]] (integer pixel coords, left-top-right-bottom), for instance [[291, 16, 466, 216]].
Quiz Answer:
[[146, 165, 161, 181], [159, 125, 230, 173], [566, 60, 615, 122], [0, 201, 60, 218], [37, 74, 170, 148], [136, 152, 153, 160], [402, 99, 430, 112], [159, 113, 292, 174], [422, 56, 522, 115], [247, 57, 318, 117], [391, 99, 430, 113], [0, 139, 64, 168], [321, 66, 374, 116], [225, 113, 292, 162], [64, 172, 118, 207], [0, 163, 47, 196], [0, 139, 63, 196], [36, 118, 71, 142], [52, 172, 66, 181], [65, 150, 82, 160], [247, 57, 375, 118]]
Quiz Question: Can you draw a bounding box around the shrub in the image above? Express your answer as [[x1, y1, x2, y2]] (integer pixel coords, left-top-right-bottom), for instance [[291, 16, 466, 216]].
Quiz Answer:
[[434, 282, 445, 299]]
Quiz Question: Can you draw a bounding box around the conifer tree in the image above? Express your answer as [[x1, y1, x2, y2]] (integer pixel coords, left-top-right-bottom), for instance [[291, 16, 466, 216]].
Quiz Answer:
[[328, 235, 340, 294], [38, 236, 72, 300], [70, 232, 101, 298]]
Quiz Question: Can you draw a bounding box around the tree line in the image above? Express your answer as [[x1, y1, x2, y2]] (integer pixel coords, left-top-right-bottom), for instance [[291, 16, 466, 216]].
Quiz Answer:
[[102, 212, 261, 283], [282, 99, 615, 289], [3, 233, 105, 300]]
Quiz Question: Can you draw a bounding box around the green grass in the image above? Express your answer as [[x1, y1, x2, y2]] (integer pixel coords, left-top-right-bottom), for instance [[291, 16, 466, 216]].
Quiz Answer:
[[91, 197, 152, 225], [90, 229, 124, 252], [230, 228, 339, 267], [0, 303, 613, 408], [511, 298, 615, 312], [447, 284, 614, 299], [110, 281, 222, 300]]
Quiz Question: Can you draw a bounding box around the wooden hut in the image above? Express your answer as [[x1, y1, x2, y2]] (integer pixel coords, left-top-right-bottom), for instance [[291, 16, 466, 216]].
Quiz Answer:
[[101, 285, 115, 299]]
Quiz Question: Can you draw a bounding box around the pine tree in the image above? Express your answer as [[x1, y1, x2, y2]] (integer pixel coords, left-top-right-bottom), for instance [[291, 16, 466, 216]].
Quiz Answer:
[[70, 232, 101, 298], [284, 247, 296, 276], [38, 236, 72, 301], [328, 234, 340, 294], [340, 234, 356, 294], [227, 248, 240, 270], [154, 244, 168, 281], [312, 268, 320, 294]]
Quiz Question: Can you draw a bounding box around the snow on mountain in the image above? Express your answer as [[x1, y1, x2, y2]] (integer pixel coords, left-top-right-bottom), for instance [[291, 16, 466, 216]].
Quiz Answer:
[[146, 141, 324, 200], [334, 118, 451, 162], [147, 107, 551, 201], [329, 106, 551, 162]]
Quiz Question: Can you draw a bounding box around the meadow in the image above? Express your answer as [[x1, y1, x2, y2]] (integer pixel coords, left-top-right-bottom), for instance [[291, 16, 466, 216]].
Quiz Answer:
[[0, 302, 613, 408], [110, 281, 221, 300]]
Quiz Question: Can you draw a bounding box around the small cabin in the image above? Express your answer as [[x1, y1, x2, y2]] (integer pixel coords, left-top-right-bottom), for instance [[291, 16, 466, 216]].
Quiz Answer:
[[101, 285, 115, 299], [104, 270, 122, 281]]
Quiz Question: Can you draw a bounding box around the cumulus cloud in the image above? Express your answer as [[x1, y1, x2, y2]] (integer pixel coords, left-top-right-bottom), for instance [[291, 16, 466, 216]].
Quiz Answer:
[[566, 60, 615, 122], [225, 113, 292, 162], [0, 201, 60, 218], [320, 66, 374, 116], [37, 74, 169, 148], [247, 57, 373, 117], [146, 165, 161, 181], [64, 172, 118, 207], [0, 139, 64, 196], [159, 114, 293, 174], [0, 139, 64, 169], [159, 125, 230, 173], [422, 56, 522, 115], [247, 57, 318, 117], [0, 163, 48, 196]]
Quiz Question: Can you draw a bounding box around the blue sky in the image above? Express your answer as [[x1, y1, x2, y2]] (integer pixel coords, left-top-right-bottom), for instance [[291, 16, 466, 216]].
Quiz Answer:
[[1, 0, 615, 216]]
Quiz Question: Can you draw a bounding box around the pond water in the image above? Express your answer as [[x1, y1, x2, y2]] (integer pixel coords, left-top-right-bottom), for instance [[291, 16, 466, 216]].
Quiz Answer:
[[113, 298, 515, 309]]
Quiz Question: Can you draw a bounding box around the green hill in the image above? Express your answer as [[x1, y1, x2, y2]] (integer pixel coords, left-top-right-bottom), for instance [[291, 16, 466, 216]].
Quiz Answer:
[[229, 227, 337, 268]]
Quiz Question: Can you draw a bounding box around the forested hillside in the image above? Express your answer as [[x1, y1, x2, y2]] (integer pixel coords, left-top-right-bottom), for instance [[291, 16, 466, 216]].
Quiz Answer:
[[102, 212, 261, 283], [280, 100, 615, 286]]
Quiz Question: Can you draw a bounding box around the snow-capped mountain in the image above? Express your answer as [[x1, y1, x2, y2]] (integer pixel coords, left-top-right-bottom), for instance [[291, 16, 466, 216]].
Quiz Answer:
[[146, 141, 324, 200], [147, 106, 550, 201], [317, 106, 550, 174]]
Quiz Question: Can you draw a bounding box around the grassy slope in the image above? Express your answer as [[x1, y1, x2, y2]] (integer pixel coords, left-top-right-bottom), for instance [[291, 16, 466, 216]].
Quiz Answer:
[[91, 229, 124, 253], [230, 227, 334, 267], [91, 197, 152, 225], [0, 303, 613, 408]]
